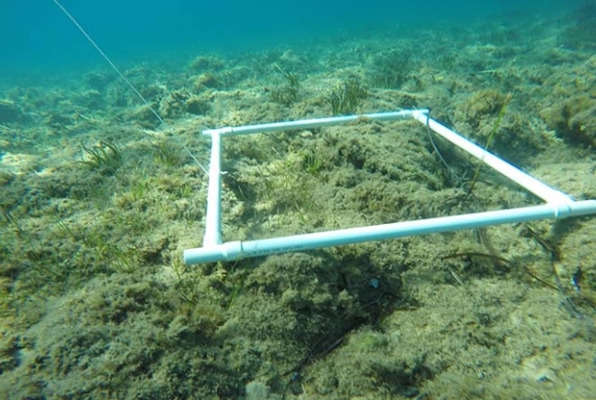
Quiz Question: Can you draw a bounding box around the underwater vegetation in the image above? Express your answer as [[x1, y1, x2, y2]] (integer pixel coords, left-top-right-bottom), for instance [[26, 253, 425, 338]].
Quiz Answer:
[[270, 65, 301, 106], [541, 94, 596, 148], [367, 48, 414, 89], [327, 76, 368, 115], [1, 7, 596, 400], [80, 140, 122, 175], [561, 0, 596, 49]]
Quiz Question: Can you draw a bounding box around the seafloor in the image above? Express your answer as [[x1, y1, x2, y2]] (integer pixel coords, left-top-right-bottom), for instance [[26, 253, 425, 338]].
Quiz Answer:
[[1, 6, 596, 400]]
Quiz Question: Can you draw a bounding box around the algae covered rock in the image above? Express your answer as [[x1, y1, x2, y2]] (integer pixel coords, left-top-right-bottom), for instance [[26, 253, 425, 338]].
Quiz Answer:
[[454, 89, 550, 165], [189, 54, 225, 72], [0, 274, 242, 400], [0, 100, 22, 124], [540, 95, 596, 147]]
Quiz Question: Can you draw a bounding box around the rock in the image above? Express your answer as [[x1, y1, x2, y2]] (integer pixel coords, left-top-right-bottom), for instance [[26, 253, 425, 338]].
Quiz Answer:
[[0, 100, 21, 124], [245, 381, 270, 400]]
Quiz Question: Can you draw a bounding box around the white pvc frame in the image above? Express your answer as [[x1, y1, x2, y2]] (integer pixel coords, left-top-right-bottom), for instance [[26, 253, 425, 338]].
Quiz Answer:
[[184, 110, 596, 264]]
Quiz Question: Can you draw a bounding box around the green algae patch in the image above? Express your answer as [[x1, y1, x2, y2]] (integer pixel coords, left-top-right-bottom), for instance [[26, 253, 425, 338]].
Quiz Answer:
[[0, 274, 241, 399]]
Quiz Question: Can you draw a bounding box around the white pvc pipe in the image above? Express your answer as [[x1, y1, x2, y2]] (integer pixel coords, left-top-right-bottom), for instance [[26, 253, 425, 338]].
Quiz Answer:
[[413, 113, 574, 206], [186, 109, 596, 265], [203, 110, 428, 137], [184, 200, 596, 264], [202, 132, 223, 246]]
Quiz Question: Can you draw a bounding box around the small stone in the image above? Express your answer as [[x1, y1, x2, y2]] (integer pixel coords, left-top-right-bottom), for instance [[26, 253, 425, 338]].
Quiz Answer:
[[245, 381, 270, 400]]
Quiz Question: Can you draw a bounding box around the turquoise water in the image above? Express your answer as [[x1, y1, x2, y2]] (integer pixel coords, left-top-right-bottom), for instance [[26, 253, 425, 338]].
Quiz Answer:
[[0, 0, 583, 79]]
